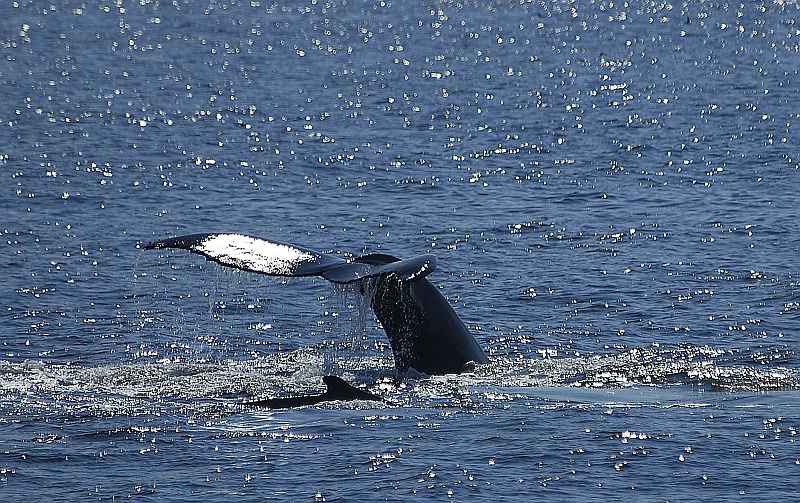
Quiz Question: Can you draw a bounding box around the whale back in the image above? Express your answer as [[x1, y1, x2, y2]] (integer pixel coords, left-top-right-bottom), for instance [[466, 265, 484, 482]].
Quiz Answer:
[[321, 376, 383, 402], [245, 376, 382, 409]]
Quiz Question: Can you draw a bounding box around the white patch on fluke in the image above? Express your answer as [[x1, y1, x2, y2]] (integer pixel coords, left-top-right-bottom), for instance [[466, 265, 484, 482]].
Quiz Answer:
[[194, 234, 316, 275]]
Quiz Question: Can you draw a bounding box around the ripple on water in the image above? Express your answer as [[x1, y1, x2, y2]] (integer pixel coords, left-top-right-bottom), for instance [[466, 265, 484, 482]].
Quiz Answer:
[[2, 0, 800, 500]]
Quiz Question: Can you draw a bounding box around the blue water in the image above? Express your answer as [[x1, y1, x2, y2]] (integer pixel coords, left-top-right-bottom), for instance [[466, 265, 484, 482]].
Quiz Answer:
[[2, 0, 800, 500]]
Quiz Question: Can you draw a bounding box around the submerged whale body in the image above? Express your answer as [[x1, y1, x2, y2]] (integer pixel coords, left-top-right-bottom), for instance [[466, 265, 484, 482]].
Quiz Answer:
[[144, 233, 489, 375], [244, 376, 384, 409]]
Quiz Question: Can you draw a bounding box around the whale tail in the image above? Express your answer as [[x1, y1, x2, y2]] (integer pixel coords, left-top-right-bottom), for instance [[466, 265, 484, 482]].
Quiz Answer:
[[144, 233, 488, 374]]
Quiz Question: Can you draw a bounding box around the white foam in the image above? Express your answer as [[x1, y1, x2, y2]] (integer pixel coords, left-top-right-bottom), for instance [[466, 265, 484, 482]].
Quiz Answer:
[[194, 234, 316, 275]]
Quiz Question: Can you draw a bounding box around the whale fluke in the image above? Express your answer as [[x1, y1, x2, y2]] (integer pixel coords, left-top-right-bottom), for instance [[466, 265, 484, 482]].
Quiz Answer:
[[144, 233, 489, 374], [144, 233, 436, 284], [144, 233, 348, 279]]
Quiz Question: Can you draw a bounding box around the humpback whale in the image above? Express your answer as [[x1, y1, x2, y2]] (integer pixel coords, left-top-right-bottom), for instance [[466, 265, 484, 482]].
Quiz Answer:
[[144, 233, 489, 375], [244, 375, 384, 409]]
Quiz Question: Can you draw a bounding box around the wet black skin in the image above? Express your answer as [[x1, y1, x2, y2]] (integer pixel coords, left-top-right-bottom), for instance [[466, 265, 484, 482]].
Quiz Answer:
[[356, 254, 489, 375], [244, 376, 383, 409]]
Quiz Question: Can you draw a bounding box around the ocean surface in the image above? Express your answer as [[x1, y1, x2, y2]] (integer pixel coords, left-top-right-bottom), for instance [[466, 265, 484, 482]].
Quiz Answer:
[[2, 0, 800, 500]]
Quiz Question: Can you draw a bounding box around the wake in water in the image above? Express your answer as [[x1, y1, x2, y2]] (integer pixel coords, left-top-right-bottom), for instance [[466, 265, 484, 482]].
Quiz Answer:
[[477, 345, 797, 391], [1, 343, 797, 422], [12, 256, 783, 422]]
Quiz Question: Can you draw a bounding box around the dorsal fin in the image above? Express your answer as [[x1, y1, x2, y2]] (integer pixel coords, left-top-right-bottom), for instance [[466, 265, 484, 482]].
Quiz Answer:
[[322, 376, 383, 402], [243, 376, 382, 409]]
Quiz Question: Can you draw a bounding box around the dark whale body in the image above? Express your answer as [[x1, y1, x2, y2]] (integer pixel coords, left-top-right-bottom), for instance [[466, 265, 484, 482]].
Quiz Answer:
[[144, 233, 488, 375], [354, 254, 488, 374]]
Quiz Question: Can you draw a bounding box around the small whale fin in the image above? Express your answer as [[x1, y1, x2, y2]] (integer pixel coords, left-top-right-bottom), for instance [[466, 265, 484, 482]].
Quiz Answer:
[[322, 376, 383, 402], [243, 376, 383, 409]]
